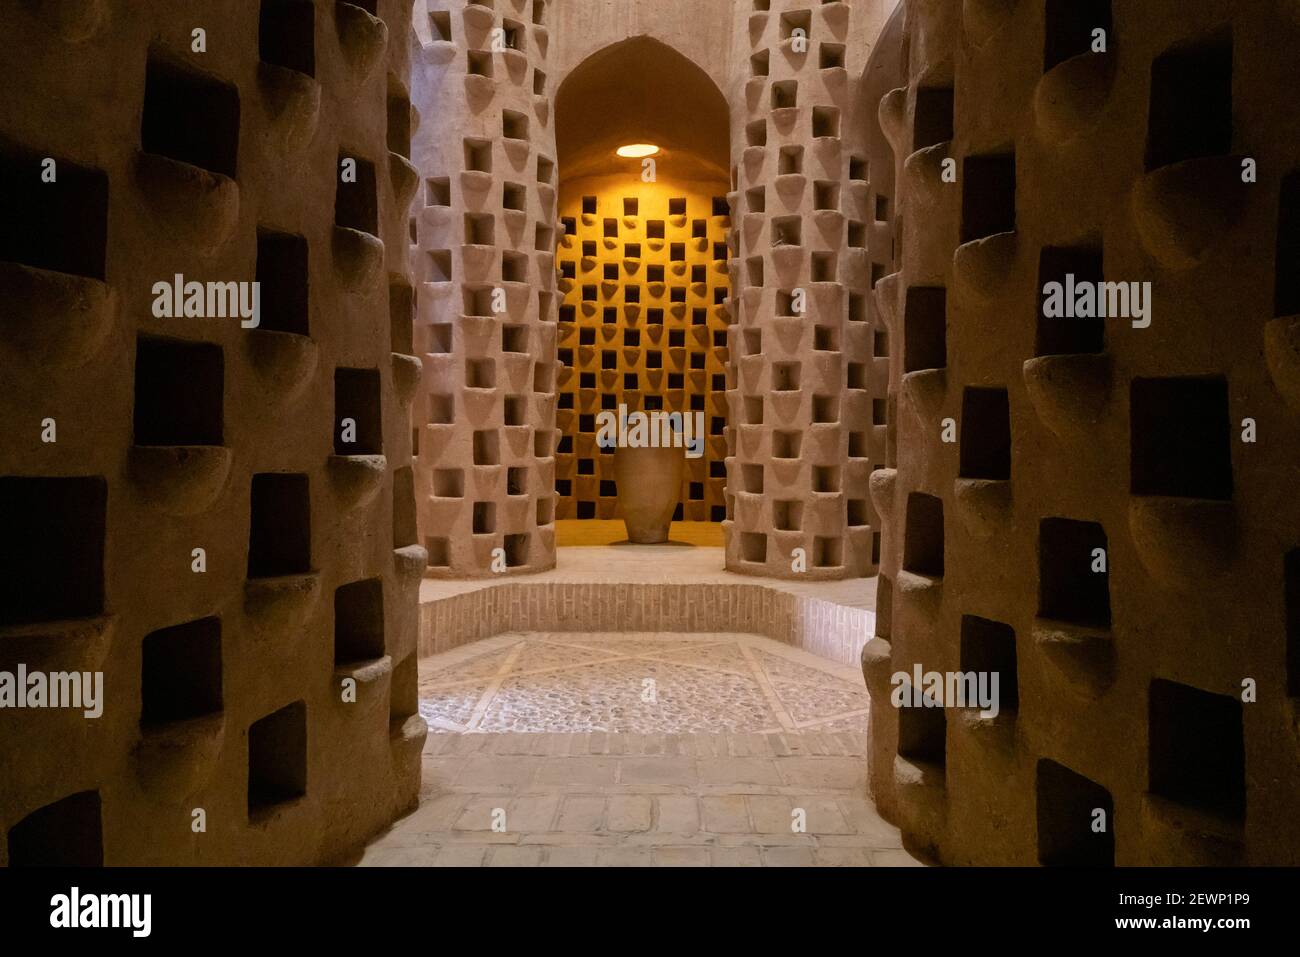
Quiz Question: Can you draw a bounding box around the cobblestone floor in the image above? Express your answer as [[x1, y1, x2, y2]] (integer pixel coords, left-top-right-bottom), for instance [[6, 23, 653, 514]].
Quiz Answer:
[[357, 632, 921, 866]]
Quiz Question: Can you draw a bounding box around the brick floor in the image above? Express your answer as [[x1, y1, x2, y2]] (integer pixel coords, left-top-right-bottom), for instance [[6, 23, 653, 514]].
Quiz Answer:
[[359, 730, 920, 867], [358, 630, 919, 867]]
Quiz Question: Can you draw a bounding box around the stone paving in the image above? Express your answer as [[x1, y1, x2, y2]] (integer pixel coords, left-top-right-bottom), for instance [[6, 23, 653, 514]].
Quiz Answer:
[[357, 632, 922, 866], [416, 631, 872, 733]]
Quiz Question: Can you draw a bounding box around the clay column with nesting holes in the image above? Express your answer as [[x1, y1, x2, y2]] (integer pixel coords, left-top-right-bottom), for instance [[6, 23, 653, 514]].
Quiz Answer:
[[862, 0, 1300, 866], [410, 0, 559, 579], [725, 0, 879, 581], [0, 0, 424, 864]]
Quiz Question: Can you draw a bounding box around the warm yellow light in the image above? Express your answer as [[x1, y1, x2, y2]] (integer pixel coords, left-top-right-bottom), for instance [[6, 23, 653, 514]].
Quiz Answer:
[[616, 143, 660, 158]]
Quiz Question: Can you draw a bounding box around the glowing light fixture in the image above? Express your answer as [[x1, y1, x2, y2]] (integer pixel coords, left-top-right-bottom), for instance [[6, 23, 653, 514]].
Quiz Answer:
[[616, 143, 660, 158]]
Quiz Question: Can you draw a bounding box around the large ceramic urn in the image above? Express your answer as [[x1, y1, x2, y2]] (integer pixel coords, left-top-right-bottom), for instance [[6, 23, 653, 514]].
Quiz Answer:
[[613, 444, 685, 544]]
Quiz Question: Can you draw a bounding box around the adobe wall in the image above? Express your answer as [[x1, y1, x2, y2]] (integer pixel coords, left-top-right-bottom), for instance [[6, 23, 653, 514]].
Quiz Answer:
[[0, 0, 425, 865], [862, 0, 1300, 866]]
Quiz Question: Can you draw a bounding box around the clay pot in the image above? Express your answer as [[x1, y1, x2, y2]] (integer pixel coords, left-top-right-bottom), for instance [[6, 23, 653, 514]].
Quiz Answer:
[[614, 444, 685, 543]]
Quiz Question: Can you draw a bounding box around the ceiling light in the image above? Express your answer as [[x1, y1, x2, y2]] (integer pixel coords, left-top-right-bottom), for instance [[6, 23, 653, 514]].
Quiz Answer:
[[616, 143, 660, 158]]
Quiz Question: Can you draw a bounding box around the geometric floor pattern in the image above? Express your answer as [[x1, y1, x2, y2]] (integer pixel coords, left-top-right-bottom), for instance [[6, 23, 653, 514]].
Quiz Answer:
[[356, 632, 922, 865], [417, 632, 872, 735]]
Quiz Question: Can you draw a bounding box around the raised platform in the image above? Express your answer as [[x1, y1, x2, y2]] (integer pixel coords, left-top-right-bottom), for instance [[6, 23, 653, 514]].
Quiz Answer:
[[418, 546, 877, 666]]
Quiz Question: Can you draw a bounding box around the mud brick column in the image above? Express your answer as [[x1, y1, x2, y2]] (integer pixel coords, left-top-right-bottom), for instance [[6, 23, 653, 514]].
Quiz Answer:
[[862, 0, 1300, 866], [724, 0, 875, 581], [409, 0, 559, 579], [0, 0, 424, 865]]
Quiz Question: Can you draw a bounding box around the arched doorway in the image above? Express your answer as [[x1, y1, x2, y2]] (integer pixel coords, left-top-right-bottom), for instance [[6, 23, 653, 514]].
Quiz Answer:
[[550, 38, 732, 544]]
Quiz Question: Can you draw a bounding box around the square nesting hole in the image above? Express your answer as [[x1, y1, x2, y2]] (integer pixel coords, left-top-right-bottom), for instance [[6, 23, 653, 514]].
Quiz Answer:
[[813, 537, 841, 568], [772, 362, 800, 391], [334, 367, 382, 454], [473, 430, 500, 465], [504, 534, 529, 567], [502, 181, 526, 211], [813, 465, 839, 493], [428, 323, 453, 354], [0, 146, 107, 280], [773, 431, 801, 459], [959, 387, 1011, 480], [961, 153, 1016, 244], [1145, 26, 1233, 172], [248, 473, 311, 577], [257, 229, 309, 336], [819, 42, 845, 69], [1037, 245, 1104, 355], [741, 532, 767, 563], [780, 9, 811, 40], [812, 394, 839, 423], [811, 252, 836, 281], [812, 106, 839, 138], [912, 86, 954, 152], [141, 616, 223, 726], [1044, 0, 1112, 72], [134, 336, 224, 446], [0, 477, 105, 626], [432, 468, 464, 498], [1038, 518, 1110, 627], [428, 249, 452, 282], [426, 176, 450, 206], [504, 395, 526, 426], [502, 109, 528, 140], [466, 358, 495, 389], [464, 212, 494, 245], [773, 500, 803, 531], [429, 9, 451, 42], [772, 216, 801, 247], [847, 499, 869, 527], [1149, 678, 1244, 820], [903, 286, 947, 373], [501, 18, 525, 50], [335, 152, 378, 236], [960, 615, 1018, 714], [387, 81, 410, 158], [464, 137, 492, 173], [248, 700, 307, 815], [467, 49, 493, 78], [142, 52, 240, 178], [897, 682, 945, 767], [1036, 759, 1114, 866], [429, 393, 454, 424], [502, 324, 528, 353], [335, 578, 383, 664], [537, 497, 555, 525], [389, 278, 413, 354], [393, 465, 417, 548], [903, 492, 943, 577], [6, 791, 102, 867], [1130, 377, 1232, 500]]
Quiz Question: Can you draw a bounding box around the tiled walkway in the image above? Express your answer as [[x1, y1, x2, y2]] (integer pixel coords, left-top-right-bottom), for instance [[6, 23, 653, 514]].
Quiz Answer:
[[358, 632, 921, 866]]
